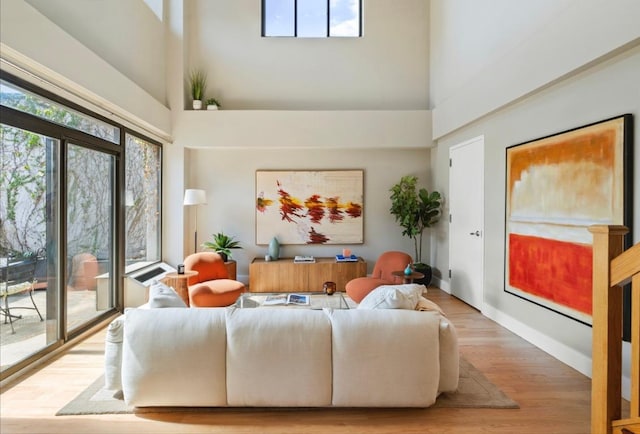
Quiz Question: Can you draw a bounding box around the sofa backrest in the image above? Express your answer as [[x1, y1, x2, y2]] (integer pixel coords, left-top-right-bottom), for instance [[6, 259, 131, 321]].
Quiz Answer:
[[118, 306, 459, 407], [225, 308, 333, 406], [122, 308, 228, 407], [327, 308, 442, 407]]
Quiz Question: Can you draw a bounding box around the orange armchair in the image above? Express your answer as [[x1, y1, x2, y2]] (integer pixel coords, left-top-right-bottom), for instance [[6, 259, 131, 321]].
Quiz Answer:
[[345, 251, 413, 303], [183, 252, 245, 307]]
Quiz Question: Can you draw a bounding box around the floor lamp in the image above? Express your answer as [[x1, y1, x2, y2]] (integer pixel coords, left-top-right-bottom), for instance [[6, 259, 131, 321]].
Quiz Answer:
[[183, 189, 207, 253]]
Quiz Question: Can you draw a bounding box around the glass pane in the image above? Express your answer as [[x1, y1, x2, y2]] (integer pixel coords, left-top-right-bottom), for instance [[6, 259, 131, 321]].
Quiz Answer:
[[0, 80, 120, 144], [66, 143, 114, 332], [1, 124, 59, 372], [125, 134, 161, 273], [264, 0, 295, 36], [330, 0, 360, 37], [298, 0, 328, 37]]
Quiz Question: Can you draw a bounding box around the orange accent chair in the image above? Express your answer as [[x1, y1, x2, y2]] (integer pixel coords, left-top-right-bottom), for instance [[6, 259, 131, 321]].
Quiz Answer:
[[345, 251, 413, 303], [183, 252, 245, 307]]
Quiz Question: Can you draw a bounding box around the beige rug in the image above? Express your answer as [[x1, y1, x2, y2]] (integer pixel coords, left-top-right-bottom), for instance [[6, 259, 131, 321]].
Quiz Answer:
[[57, 357, 518, 415]]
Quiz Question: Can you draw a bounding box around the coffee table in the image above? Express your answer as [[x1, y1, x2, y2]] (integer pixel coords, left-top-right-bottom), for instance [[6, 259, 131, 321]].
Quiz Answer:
[[236, 292, 351, 310]]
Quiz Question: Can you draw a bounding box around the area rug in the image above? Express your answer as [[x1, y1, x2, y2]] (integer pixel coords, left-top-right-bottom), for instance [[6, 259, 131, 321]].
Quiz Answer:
[[56, 356, 518, 415]]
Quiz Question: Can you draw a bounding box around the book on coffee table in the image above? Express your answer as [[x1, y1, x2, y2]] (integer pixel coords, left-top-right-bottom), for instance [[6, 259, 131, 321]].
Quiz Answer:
[[263, 294, 310, 306]]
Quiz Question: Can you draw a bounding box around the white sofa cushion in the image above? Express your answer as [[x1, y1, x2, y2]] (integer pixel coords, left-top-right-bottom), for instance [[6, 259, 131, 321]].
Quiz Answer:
[[225, 307, 332, 407], [357, 284, 426, 310], [327, 309, 441, 407], [122, 308, 227, 407]]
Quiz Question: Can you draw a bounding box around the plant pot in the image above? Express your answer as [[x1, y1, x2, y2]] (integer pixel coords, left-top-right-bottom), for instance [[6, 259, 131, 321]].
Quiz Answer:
[[207, 104, 219, 110], [224, 260, 237, 280], [412, 263, 432, 286], [192, 100, 202, 110]]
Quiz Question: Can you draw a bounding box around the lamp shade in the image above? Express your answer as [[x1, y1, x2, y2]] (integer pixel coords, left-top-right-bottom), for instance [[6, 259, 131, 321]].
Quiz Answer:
[[183, 189, 207, 206]]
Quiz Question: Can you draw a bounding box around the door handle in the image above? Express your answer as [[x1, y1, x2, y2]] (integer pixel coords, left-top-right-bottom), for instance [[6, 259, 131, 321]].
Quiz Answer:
[[469, 231, 480, 236]]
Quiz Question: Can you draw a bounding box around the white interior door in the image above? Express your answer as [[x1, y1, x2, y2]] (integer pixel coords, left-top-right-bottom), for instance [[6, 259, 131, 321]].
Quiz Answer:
[[449, 136, 485, 310]]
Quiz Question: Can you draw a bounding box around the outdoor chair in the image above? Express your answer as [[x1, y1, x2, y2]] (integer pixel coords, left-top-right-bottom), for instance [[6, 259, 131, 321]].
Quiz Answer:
[[1, 256, 44, 334]]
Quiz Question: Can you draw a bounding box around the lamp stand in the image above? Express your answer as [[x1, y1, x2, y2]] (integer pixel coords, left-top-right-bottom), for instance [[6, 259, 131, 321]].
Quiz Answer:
[[193, 207, 199, 254]]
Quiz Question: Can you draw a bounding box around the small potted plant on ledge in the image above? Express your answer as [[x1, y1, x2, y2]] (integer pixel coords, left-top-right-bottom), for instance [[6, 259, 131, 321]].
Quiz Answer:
[[389, 175, 442, 285], [188, 69, 207, 110], [206, 98, 220, 110]]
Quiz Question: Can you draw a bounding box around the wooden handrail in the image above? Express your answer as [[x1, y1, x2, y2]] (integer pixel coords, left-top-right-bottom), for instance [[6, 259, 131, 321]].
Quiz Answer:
[[589, 225, 640, 434], [611, 243, 640, 287]]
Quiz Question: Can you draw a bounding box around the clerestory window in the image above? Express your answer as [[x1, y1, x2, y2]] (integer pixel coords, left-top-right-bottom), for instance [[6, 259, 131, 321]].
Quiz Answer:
[[262, 0, 362, 38]]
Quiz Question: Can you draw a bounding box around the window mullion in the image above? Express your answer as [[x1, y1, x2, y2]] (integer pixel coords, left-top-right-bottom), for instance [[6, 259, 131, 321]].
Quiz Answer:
[[326, 0, 330, 37], [294, 0, 298, 37]]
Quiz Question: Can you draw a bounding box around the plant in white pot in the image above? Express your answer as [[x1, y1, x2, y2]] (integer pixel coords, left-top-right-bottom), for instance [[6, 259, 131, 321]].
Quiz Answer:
[[206, 98, 220, 110], [389, 175, 442, 285], [188, 69, 207, 110]]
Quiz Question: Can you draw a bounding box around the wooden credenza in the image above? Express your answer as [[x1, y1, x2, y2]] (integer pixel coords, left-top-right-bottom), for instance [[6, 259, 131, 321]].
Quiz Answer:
[[249, 257, 367, 293]]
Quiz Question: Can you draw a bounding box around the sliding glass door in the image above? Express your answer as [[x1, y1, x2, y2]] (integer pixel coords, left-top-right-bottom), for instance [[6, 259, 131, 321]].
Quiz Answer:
[[0, 125, 60, 369], [1, 72, 162, 379], [0, 77, 119, 377], [65, 143, 115, 332]]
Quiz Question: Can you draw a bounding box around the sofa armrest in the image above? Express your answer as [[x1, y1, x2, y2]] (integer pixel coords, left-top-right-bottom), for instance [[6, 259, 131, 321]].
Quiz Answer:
[[438, 317, 459, 393], [104, 315, 124, 392]]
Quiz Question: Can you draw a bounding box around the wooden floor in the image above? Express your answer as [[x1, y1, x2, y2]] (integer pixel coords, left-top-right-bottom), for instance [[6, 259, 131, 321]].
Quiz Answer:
[[1, 288, 594, 434]]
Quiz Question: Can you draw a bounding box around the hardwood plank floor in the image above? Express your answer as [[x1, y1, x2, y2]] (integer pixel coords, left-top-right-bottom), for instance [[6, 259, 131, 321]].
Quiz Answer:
[[0, 288, 594, 434]]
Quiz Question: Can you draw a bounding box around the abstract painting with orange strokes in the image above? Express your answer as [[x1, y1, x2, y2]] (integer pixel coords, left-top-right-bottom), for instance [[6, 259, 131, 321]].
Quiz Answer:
[[505, 115, 630, 325], [256, 170, 364, 245]]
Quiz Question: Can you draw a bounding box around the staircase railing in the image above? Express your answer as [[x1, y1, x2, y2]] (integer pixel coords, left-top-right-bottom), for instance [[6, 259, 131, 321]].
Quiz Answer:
[[589, 225, 639, 434]]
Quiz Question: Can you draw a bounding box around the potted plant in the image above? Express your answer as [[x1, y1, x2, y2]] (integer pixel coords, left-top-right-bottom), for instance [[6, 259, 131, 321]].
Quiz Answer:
[[206, 98, 220, 110], [188, 69, 207, 110], [389, 175, 442, 285], [202, 232, 241, 262]]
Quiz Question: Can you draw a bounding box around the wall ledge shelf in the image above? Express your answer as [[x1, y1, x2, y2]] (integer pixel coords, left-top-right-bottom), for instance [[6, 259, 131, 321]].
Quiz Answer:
[[173, 109, 433, 150]]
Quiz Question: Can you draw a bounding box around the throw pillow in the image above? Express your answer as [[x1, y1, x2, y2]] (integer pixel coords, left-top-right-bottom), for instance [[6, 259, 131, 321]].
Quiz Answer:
[[357, 284, 426, 310], [415, 296, 446, 316], [148, 279, 187, 308]]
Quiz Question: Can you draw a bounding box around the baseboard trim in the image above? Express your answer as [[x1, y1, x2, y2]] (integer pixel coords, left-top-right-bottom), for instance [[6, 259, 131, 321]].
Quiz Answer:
[[432, 276, 450, 294], [482, 303, 632, 401]]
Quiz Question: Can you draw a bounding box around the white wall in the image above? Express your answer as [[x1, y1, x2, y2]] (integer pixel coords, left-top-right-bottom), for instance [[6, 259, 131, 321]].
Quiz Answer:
[[164, 0, 437, 268], [430, 0, 640, 138], [0, 0, 171, 141], [186, 0, 429, 110], [431, 41, 640, 390], [185, 148, 431, 282], [24, 0, 167, 105]]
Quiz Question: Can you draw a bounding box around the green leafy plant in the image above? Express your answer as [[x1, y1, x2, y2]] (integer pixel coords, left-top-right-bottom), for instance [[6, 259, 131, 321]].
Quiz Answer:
[[202, 232, 241, 261], [389, 175, 442, 265], [188, 70, 207, 101], [205, 98, 220, 107]]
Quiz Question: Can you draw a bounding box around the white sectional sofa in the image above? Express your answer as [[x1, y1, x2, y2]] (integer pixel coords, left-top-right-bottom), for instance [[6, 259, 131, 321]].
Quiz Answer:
[[104, 284, 459, 408]]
